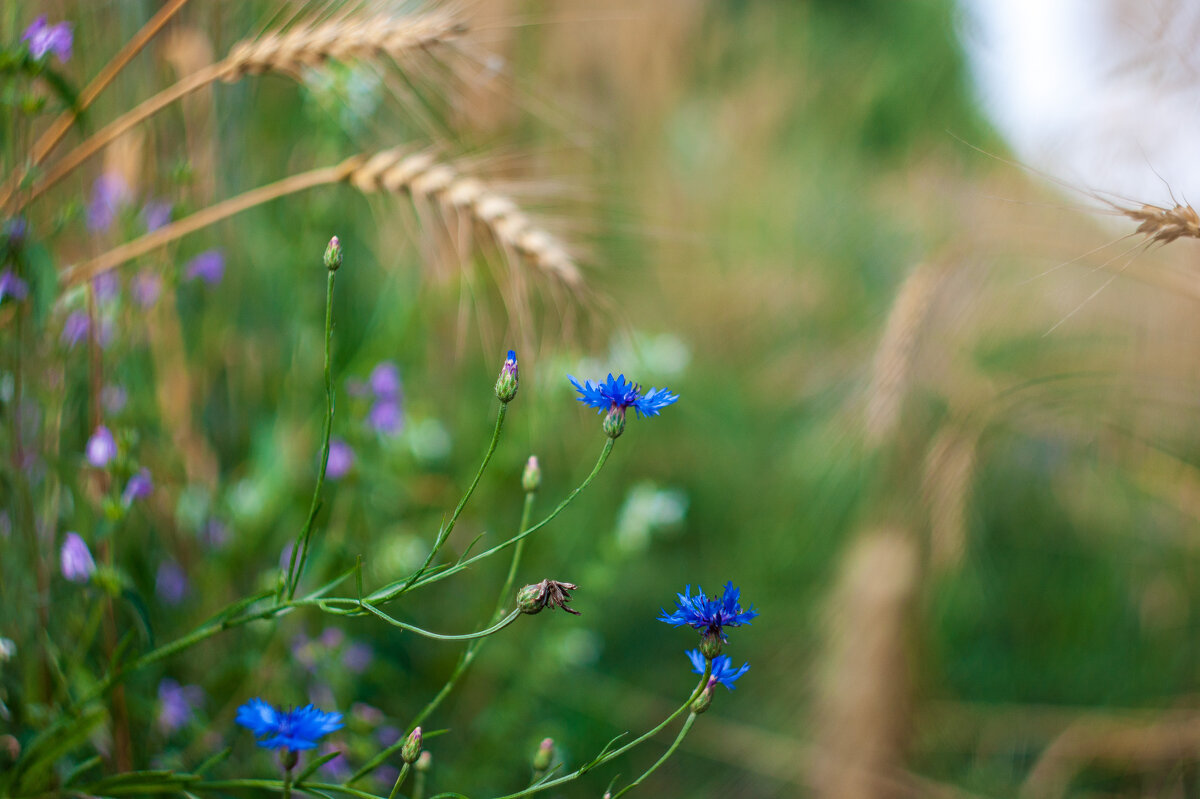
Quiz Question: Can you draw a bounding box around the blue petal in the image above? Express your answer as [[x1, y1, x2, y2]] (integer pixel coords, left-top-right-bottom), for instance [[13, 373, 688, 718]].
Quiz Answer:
[[236, 699, 281, 738]]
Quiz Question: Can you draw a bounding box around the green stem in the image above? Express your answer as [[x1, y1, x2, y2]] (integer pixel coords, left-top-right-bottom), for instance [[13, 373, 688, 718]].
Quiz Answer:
[[346, 603, 522, 640], [188, 778, 385, 799], [349, 491, 537, 785], [370, 439, 614, 604], [486, 662, 711, 799], [399, 402, 507, 593], [387, 763, 411, 799], [610, 713, 699, 798], [286, 268, 337, 600]]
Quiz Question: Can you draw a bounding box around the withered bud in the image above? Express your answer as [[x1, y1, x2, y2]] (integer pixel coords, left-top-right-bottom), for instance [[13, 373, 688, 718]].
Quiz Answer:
[[517, 579, 581, 616]]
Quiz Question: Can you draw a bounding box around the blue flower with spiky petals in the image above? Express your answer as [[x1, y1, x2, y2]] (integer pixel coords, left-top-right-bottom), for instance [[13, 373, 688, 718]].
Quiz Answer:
[[236, 699, 343, 750], [686, 649, 750, 690], [659, 582, 758, 642], [568, 373, 679, 419]]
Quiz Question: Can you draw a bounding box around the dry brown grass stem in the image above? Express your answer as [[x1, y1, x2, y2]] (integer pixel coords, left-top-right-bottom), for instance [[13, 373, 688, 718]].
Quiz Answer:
[[812, 529, 917, 799], [65, 149, 581, 292], [865, 261, 946, 445], [922, 425, 979, 572], [22, 9, 465, 208]]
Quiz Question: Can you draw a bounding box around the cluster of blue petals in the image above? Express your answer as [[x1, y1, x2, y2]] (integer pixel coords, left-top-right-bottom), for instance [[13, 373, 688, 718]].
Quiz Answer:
[[568, 373, 679, 418], [236, 699, 343, 750], [658, 582, 758, 641], [686, 649, 750, 690]]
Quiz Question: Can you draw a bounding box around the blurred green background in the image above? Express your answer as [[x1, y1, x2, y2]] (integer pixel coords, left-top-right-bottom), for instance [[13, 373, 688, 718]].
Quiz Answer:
[[9, 1, 1200, 798]]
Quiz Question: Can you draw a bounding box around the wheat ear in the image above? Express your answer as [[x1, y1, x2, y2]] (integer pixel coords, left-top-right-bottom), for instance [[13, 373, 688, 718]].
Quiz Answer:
[[64, 149, 580, 291], [22, 10, 465, 208]]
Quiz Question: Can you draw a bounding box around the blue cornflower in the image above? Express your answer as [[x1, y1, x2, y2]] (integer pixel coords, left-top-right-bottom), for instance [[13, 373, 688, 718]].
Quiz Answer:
[[686, 649, 749, 690], [659, 582, 758, 642], [568, 373, 678, 418], [236, 699, 343, 750]]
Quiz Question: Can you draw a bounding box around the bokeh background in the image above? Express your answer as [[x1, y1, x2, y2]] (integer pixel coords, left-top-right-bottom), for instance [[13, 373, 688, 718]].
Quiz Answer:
[[9, 1, 1200, 797]]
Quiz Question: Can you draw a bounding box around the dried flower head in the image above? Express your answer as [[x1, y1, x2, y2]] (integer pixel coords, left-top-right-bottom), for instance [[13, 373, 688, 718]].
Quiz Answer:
[[517, 579, 580, 615]]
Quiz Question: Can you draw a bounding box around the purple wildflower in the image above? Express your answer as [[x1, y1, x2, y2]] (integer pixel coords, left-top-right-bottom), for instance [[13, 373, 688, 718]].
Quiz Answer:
[[369, 362, 402, 400], [87, 173, 130, 233], [319, 627, 345, 649], [142, 201, 172, 232], [132, 270, 162, 308], [156, 561, 189, 605], [325, 439, 353, 480], [92, 272, 120, 304], [101, 384, 127, 414], [122, 468, 153, 505], [200, 518, 228, 549], [342, 642, 373, 674], [351, 703, 384, 725], [368, 400, 403, 435], [319, 744, 351, 780], [5, 217, 28, 247], [60, 532, 95, 582], [0, 270, 28, 303], [377, 725, 401, 747], [22, 17, 72, 62], [157, 679, 204, 734], [61, 310, 89, 347], [85, 425, 117, 467], [185, 250, 224, 285]]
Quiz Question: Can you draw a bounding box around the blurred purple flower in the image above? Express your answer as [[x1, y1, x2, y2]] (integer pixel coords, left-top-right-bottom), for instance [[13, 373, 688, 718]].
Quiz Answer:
[[142, 201, 172, 232], [101, 384, 127, 414], [92, 272, 119, 304], [5, 217, 28, 247], [369, 362, 402, 400], [376, 766, 400, 788], [291, 632, 317, 670], [343, 642, 373, 674], [157, 678, 203, 734], [200, 518, 228, 549], [351, 703, 384, 725], [156, 561, 188, 605], [132, 270, 162, 308], [368, 400, 403, 436], [326, 439, 353, 480], [185, 250, 224, 285], [319, 627, 345, 649], [319, 744, 351, 780], [61, 311, 89, 348], [376, 725, 401, 747], [0, 270, 28, 303], [60, 532, 95, 582], [122, 468, 153, 505], [86, 425, 117, 467], [87, 173, 130, 232], [22, 16, 72, 62]]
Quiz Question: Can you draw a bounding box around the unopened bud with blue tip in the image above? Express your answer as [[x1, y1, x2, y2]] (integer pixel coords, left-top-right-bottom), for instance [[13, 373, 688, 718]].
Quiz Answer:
[[495, 350, 519, 403]]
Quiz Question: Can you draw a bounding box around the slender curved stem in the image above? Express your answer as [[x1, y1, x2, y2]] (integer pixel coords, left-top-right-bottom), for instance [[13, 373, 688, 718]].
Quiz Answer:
[[286, 268, 338, 600], [485, 662, 711, 799], [349, 491, 537, 786], [347, 603, 522, 640], [611, 713, 698, 798], [398, 402, 507, 594], [369, 438, 612, 605]]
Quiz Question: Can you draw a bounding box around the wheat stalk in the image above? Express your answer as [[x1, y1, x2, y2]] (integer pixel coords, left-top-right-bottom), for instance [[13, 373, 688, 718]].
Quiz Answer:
[[1116, 201, 1200, 245], [922, 425, 979, 572], [63, 148, 580, 291], [20, 9, 466, 209], [865, 261, 946, 445]]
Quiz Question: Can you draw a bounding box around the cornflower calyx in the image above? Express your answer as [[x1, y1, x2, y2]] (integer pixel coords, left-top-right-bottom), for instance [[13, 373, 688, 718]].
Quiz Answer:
[[568, 373, 678, 437], [235, 699, 343, 751], [495, 350, 519, 403], [402, 726, 422, 764], [517, 579, 581, 615], [324, 236, 342, 271], [691, 677, 717, 714], [659, 582, 757, 642]]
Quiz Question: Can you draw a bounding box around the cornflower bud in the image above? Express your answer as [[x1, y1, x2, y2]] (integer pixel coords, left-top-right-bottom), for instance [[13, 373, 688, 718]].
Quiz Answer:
[[691, 677, 717, 715], [699, 629, 723, 660], [495, 350, 519, 403], [522, 455, 541, 492], [324, 236, 343, 271], [602, 406, 626, 439], [532, 738, 554, 772], [415, 751, 432, 773], [402, 726, 422, 764]]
